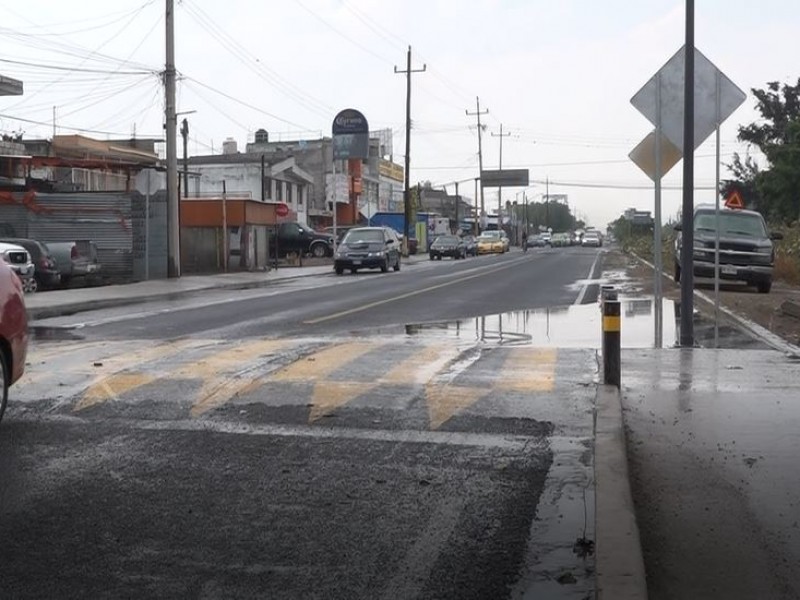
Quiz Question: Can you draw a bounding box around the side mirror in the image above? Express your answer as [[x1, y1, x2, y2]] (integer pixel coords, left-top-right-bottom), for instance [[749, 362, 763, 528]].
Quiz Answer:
[[770, 231, 784, 241]]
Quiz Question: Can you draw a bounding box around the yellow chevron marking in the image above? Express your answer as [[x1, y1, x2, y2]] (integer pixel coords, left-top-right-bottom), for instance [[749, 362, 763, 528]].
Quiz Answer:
[[496, 348, 558, 392], [426, 384, 488, 430], [74, 339, 204, 411], [271, 342, 380, 382], [76, 373, 156, 411], [382, 344, 460, 385], [189, 340, 289, 416], [308, 381, 379, 423]]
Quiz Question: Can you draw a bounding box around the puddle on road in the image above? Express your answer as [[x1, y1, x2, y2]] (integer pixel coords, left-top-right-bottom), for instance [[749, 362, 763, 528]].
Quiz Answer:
[[405, 296, 677, 349], [30, 326, 85, 342]]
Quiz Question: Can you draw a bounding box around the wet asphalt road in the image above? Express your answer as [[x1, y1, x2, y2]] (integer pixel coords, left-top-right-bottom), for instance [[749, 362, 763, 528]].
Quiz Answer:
[[0, 248, 603, 599]]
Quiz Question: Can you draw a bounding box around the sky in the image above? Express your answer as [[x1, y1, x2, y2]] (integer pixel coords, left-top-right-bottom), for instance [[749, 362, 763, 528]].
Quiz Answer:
[[1, 0, 799, 229]]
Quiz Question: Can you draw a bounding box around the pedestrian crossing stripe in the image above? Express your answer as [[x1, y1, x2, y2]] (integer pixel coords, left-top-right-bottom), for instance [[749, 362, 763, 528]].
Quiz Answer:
[[23, 338, 561, 430]]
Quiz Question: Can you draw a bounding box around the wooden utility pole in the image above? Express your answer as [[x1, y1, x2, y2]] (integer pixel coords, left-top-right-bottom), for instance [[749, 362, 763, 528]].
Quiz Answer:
[[394, 46, 426, 255], [466, 98, 488, 228], [491, 124, 511, 227]]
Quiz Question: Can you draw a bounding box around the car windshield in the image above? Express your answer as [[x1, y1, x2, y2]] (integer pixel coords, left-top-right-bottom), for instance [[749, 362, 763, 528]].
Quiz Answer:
[[478, 232, 500, 240], [343, 229, 384, 244], [694, 212, 767, 238], [434, 236, 459, 245]]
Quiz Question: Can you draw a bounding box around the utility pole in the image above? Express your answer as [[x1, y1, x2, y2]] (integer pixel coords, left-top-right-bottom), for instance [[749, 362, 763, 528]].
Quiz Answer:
[[466, 97, 488, 229], [394, 46, 426, 255], [491, 124, 511, 229], [165, 0, 180, 277], [545, 176, 550, 229], [454, 181, 459, 232], [180, 118, 189, 199]]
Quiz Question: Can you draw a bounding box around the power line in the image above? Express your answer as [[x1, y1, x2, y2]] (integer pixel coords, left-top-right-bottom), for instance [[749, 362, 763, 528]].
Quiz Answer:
[[0, 57, 155, 75], [0, 112, 159, 137]]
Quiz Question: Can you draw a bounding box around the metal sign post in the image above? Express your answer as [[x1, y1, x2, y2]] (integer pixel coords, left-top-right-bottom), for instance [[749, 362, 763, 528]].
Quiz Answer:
[[654, 73, 663, 348], [714, 71, 722, 348]]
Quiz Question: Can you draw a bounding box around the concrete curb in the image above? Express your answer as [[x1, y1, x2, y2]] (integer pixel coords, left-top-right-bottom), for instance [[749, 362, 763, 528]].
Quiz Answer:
[[595, 384, 648, 600], [26, 274, 295, 321], [629, 251, 800, 356]]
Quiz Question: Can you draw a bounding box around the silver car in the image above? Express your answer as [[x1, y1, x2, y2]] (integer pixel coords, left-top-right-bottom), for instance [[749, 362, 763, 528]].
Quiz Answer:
[[0, 242, 36, 293]]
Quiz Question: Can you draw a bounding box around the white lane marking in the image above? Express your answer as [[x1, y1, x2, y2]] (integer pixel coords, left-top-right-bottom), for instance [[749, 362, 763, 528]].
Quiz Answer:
[[574, 250, 604, 306]]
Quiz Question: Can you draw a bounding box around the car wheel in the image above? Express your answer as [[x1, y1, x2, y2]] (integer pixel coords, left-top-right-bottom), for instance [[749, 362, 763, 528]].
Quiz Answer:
[[380, 259, 389, 273], [21, 277, 37, 294], [350, 268, 358, 274], [310, 243, 327, 258], [335, 267, 344, 275], [429, 254, 435, 261], [756, 279, 772, 294], [674, 261, 681, 283], [0, 351, 8, 424]]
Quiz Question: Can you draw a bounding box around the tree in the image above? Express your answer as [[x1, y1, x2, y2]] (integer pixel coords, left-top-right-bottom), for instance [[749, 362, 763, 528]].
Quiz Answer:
[[724, 79, 800, 223]]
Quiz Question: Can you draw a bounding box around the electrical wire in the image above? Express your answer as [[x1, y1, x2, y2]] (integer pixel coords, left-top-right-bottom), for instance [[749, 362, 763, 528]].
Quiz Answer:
[[0, 111, 160, 137], [180, 1, 334, 119]]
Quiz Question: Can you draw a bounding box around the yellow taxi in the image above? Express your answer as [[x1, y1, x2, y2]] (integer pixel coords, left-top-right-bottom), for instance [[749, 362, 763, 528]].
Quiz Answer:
[[476, 231, 506, 254]]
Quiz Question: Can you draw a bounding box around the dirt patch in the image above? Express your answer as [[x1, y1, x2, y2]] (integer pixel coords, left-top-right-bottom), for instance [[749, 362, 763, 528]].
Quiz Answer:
[[603, 248, 800, 348]]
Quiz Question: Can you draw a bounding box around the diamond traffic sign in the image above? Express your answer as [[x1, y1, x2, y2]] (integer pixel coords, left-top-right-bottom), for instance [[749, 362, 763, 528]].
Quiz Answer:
[[629, 130, 683, 182], [631, 45, 746, 153]]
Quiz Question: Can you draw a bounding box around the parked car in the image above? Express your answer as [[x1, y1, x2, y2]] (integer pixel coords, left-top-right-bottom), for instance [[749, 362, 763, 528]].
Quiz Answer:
[[268, 222, 334, 258], [0, 242, 36, 293], [45, 240, 101, 287], [0, 238, 60, 291], [476, 231, 505, 254], [334, 226, 402, 274], [0, 259, 28, 422], [429, 235, 466, 260], [462, 235, 478, 256], [499, 230, 510, 252], [674, 205, 781, 294]]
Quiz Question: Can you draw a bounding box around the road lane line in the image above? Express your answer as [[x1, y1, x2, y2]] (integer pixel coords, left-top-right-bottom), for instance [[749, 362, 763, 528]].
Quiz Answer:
[[574, 250, 603, 305], [304, 257, 528, 324]]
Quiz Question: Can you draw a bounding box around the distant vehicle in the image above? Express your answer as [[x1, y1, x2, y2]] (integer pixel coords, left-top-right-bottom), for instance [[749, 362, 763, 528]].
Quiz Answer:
[[582, 231, 602, 247], [0, 259, 28, 423], [551, 232, 571, 247], [334, 226, 402, 275], [674, 205, 781, 294], [526, 234, 547, 248], [0, 242, 36, 293], [461, 235, 478, 256], [499, 230, 510, 252], [429, 235, 466, 260], [476, 231, 505, 255], [0, 238, 60, 291], [540, 232, 552, 246], [45, 241, 101, 287]]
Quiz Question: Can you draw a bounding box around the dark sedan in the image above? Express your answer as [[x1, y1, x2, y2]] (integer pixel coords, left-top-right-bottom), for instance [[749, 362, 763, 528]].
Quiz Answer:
[[429, 235, 466, 260], [334, 227, 402, 275], [462, 235, 478, 256]]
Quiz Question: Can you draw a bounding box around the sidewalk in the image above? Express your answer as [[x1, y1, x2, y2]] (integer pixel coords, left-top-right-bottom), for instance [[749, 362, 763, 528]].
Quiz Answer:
[[26, 254, 431, 320]]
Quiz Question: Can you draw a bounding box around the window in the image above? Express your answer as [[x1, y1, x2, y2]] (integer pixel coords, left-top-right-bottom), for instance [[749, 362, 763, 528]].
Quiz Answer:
[[263, 177, 272, 200], [286, 184, 293, 205]]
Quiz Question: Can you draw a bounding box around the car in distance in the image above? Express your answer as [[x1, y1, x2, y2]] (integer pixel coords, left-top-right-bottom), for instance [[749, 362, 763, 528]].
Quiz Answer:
[[476, 231, 505, 255], [461, 235, 478, 256], [551, 232, 571, 247], [674, 205, 781, 293], [526, 234, 547, 248], [0, 242, 36, 293], [429, 235, 466, 260], [0, 238, 61, 291], [45, 240, 101, 287], [581, 231, 602, 247], [334, 226, 402, 275], [0, 260, 28, 422]]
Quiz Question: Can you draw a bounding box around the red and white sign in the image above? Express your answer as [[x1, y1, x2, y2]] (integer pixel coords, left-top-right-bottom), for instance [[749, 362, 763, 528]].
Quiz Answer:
[[724, 191, 744, 210], [275, 203, 290, 217]]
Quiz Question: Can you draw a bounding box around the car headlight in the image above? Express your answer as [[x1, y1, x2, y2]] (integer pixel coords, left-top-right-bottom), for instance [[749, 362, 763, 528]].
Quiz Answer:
[[368, 251, 385, 257]]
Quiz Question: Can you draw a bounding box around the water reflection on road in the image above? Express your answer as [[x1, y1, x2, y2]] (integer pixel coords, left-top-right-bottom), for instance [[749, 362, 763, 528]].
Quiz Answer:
[[405, 296, 677, 349]]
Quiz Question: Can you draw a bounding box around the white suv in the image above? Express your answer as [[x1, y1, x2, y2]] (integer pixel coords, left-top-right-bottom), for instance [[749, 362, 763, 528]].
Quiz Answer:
[[0, 242, 35, 293]]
